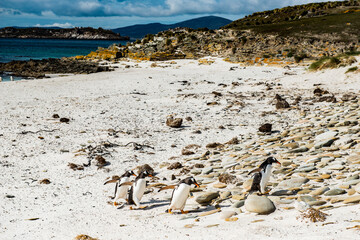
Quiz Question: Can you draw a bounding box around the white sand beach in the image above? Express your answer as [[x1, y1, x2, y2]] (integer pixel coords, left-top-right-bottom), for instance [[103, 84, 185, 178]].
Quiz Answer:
[[1, 58, 360, 240]]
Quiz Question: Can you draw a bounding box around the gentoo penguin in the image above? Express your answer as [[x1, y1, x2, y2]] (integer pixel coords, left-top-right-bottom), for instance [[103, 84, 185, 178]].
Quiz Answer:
[[159, 176, 200, 214], [248, 156, 281, 194], [122, 170, 153, 209], [104, 170, 136, 206]]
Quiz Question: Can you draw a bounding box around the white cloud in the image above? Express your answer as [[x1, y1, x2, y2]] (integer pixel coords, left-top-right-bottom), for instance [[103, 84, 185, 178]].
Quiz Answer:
[[34, 22, 74, 28], [0, 0, 341, 17]]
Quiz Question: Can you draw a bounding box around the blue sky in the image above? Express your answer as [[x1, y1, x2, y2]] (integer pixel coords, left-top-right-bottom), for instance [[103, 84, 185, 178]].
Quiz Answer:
[[0, 0, 339, 29]]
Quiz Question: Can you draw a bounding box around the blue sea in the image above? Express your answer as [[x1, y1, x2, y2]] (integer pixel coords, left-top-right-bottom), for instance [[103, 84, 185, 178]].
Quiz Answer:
[[0, 38, 129, 81]]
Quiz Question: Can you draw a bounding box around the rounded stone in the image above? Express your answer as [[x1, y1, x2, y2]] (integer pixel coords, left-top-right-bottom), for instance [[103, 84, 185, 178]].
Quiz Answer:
[[277, 177, 309, 189], [213, 183, 227, 189], [220, 211, 236, 219], [196, 192, 219, 205], [232, 200, 245, 208], [245, 195, 276, 215], [343, 195, 360, 204], [324, 188, 346, 196]]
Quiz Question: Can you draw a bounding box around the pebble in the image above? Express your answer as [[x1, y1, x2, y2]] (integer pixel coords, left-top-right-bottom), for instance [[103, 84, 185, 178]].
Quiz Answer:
[[202, 167, 213, 175], [324, 188, 346, 196], [308, 200, 327, 206], [245, 195, 276, 215], [310, 187, 330, 196], [343, 195, 360, 204], [320, 174, 331, 179], [213, 183, 227, 188], [288, 146, 309, 153], [219, 191, 231, 199], [277, 178, 309, 189], [195, 192, 219, 205], [232, 200, 245, 208], [354, 182, 360, 193], [271, 190, 293, 196], [298, 195, 317, 203], [220, 211, 236, 219], [315, 131, 338, 142]]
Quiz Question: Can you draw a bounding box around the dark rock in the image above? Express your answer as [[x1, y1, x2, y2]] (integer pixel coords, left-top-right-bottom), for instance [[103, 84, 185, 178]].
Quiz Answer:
[[167, 162, 183, 170], [341, 94, 357, 101], [0, 58, 111, 79], [314, 88, 329, 96], [185, 116, 193, 121], [52, 114, 60, 118], [39, 179, 51, 184], [316, 95, 337, 103], [225, 137, 239, 145], [166, 116, 183, 128], [137, 164, 154, 175], [275, 94, 290, 109], [259, 123, 272, 133], [59, 117, 70, 123], [194, 163, 204, 168], [95, 155, 108, 167], [206, 142, 223, 148], [218, 173, 237, 184]]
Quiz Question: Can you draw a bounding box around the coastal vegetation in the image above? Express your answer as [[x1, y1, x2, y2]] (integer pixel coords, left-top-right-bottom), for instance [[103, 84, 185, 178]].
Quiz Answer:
[[71, 1, 360, 69]]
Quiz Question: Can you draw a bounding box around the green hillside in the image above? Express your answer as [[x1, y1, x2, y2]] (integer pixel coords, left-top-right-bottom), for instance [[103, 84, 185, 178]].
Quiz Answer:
[[224, 0, 360, 41]]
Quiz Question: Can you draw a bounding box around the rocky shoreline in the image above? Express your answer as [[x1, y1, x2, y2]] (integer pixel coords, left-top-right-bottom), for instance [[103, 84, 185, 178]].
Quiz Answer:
[[0, 58, 112, 79], [0, 27, 129, 40], [74, 27, 360, 66]]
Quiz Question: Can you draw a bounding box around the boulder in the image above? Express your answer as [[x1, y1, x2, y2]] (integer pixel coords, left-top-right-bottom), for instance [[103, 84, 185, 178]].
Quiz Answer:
[[245, 195, 276, 214]]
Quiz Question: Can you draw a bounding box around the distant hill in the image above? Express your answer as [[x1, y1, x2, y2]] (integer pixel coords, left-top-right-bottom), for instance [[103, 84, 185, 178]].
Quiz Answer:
[[112, 16, 232, 39], [223, 0, 360, 41]]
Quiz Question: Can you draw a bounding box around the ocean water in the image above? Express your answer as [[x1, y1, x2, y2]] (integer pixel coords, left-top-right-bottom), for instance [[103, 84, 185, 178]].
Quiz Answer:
[[0, 38, 129, 81]]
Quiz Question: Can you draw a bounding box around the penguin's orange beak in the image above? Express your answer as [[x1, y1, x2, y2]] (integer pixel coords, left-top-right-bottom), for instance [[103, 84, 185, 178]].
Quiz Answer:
[[195, 183, 200, 188], [276, 160, 281, 165], [132, 173, 137, 177], [148, 174, 154, 177]]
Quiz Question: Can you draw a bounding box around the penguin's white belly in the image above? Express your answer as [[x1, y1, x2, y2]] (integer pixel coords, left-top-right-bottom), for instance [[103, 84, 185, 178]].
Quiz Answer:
[[260, 165, 272, 193], [133, 179, 146, 200], [170, 184, 191, 210], [116, 177, 129, 199]]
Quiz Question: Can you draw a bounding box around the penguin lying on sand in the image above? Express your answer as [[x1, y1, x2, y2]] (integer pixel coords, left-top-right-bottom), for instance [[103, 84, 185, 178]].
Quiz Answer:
[[159, 176, 199, 214], [118, 170, 153, 209], [104, 170, 136, 206], [248, 157, 280, 194]]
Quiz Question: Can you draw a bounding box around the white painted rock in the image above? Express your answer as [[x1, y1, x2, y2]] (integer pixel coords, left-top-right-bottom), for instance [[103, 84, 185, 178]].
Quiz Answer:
[[245, 195, 276, 214]]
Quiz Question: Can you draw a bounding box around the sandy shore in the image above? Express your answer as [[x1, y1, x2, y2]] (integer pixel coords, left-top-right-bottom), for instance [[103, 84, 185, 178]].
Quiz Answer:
[[1, 58, 360, 239]]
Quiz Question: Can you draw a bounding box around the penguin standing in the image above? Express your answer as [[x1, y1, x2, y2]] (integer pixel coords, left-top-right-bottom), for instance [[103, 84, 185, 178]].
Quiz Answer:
[[248, 156, 281, 194], [104, 170, 136, 206], [124, 170, 153, 209], [159, 176, 199, 214]]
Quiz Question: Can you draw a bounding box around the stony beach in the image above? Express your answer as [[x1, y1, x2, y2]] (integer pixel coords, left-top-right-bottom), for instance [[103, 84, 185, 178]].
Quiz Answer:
[[1, 57, 360, 239]]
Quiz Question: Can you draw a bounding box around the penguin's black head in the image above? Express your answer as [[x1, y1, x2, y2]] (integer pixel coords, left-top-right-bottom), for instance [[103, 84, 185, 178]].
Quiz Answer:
[[123, 170, 136, 177], [183, 176, 200, 188], [266, 157, 281, 165], [139, 170, 153, 178]]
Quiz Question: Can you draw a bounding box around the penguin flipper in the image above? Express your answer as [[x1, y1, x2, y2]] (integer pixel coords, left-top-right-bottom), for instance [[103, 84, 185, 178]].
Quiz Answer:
[[104, 178, 119, 185], [248, 168, 262, 175], [113, 182, 118, 199], [158, 185, 176, 192]]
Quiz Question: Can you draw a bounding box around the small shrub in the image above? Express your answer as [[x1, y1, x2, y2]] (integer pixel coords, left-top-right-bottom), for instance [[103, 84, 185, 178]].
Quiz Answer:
[[309, 56, 340, 70], [345, 66, 358, 73]]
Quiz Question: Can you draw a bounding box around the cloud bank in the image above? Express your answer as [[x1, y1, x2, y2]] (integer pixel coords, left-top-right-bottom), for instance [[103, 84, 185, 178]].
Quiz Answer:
[[34, 22, 74, 28], [0, 0, 338, 17]]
